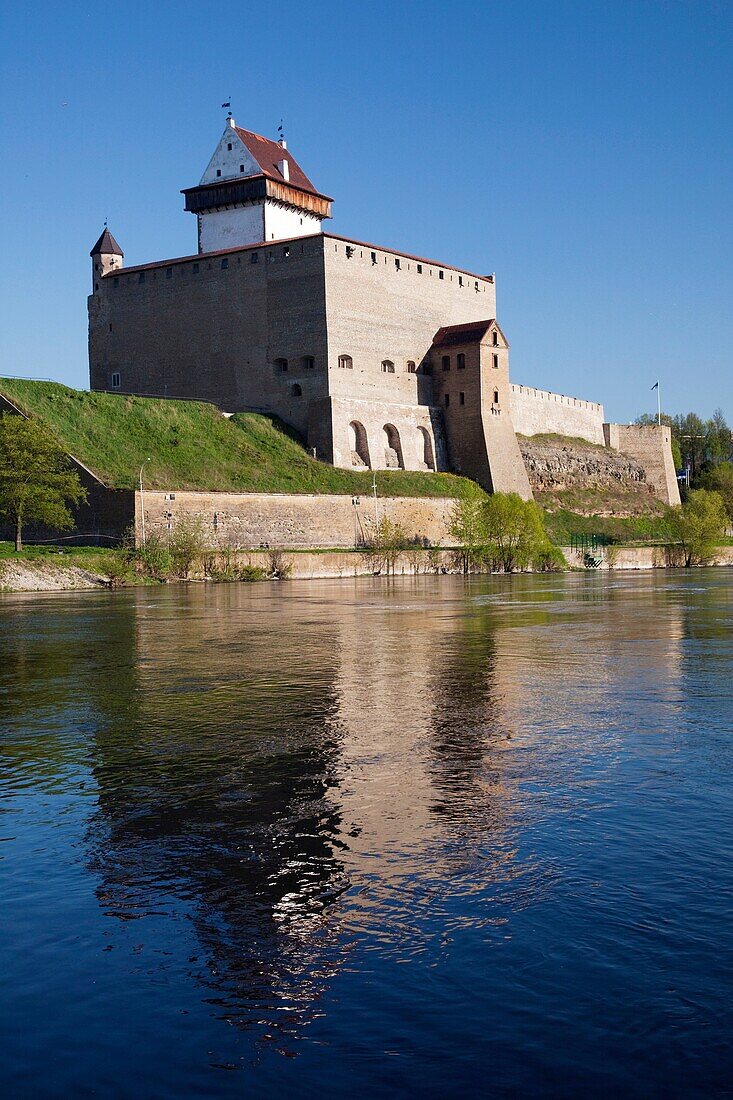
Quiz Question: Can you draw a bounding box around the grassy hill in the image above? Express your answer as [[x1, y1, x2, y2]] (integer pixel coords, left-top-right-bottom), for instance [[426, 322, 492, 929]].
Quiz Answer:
[[0, 379, 478, 498]]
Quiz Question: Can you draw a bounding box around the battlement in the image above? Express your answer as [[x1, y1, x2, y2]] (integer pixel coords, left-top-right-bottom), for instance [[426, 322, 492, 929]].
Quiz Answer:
[[510, 384, 606, 444]]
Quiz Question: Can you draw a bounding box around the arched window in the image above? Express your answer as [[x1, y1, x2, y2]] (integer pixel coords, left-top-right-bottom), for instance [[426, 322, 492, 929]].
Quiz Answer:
[[338, 354, 353, 369], [383, 424, 404, 469], [493, 329, 499, 346], [456, 353, 465, 369], [406, 360, 417, 374], [493, 389, 499, 405], [381, 360, 395, 373], [349, 421, 370, 467], [441, 355, 451, 371], [291, 383, 302, 397], [274, 357, 288, 372], [492, 354, 499, 369], [302, 355, 315, 369], [418, 427, 435, 470]]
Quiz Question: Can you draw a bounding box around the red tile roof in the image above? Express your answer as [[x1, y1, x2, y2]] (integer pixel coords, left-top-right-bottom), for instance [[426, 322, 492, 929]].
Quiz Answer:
[[432, 320, 497, 347], [234, 127, 319, 195]]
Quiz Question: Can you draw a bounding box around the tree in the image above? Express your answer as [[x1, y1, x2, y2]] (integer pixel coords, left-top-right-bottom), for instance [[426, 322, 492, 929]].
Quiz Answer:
[[705, 408, 731, 468], [0, 414, 86, 551], [482, 493, 551, 573], [365, 516, 410, 575], [448, 495, 488, 573], [665, 489, 728, 567], [697, 463, 733, 522]]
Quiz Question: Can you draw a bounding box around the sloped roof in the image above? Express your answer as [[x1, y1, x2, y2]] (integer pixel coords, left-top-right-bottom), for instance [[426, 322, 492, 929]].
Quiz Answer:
[[432, 319, 499, 348], [90, 228, 124, 257], [234, 126, 319, 195]]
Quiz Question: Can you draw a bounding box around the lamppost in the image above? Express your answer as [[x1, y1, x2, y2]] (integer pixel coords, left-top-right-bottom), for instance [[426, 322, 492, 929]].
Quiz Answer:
[[139, 459, 151, 546]]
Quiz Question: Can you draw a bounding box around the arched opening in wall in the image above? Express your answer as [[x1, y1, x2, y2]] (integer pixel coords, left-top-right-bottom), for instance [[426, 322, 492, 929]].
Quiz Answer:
[[381, 360, 395, 374], [383, 424, 404, 469], [338, 354, 353, 369], [349, 421, 371, 468], [418, 426, 435, 470], [291, 384, 302, 397], [406, 360, 417, 374]]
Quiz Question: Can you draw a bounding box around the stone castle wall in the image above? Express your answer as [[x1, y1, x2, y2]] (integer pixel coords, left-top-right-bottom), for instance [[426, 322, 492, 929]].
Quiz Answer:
[[510, 383, 606, 444], [604, 424, 681, 506], [89, 235, 331, 439], [137, 490, 457, 549]]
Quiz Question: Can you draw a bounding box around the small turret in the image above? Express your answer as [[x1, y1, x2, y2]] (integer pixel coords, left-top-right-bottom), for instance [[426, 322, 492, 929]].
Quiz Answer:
[[90, 227, 124, 289]]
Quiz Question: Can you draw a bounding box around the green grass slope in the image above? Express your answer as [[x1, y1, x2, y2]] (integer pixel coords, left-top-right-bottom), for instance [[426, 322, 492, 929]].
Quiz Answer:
[[0, 379, 477, 498]]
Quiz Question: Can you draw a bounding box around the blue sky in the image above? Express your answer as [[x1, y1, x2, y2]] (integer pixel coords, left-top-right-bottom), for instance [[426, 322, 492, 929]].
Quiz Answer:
[[1, 0, 731, 423]]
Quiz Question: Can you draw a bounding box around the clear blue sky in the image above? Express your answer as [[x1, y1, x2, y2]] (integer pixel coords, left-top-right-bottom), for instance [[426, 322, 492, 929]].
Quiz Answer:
[[1, 0, 731, 423]]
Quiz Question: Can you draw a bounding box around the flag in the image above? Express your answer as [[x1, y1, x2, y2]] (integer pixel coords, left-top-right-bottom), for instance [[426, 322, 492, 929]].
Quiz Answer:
[[221, 101, 231, 108], [651, 381, 659, 391]]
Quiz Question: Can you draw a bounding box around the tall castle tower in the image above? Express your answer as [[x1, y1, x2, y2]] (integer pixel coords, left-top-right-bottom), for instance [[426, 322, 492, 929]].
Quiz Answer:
[[180, 116, 333, 253]]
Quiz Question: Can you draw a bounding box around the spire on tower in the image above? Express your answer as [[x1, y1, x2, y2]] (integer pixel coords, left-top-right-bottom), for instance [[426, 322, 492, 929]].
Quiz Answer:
[[90, 227, 124, 258]]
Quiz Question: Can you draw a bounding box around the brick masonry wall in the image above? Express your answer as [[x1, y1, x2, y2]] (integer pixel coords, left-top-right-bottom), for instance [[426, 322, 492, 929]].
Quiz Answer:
[[510, 384, 606, 443], [137, 490, 458, 549]]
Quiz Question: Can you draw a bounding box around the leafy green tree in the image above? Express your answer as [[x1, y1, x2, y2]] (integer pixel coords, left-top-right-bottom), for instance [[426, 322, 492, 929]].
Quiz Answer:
[[0, 413, 86, 552], [697, 462, 733, 522], [448, 495, 488, 573], [673, 412, 707, 478], [665, 489, 728, 567], [483, 493, 551, 573], [705, 408, 731, 468]]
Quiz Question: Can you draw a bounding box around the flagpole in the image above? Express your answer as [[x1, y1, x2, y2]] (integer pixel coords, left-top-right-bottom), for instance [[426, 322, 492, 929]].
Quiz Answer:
[[657, 382, 661, 426]]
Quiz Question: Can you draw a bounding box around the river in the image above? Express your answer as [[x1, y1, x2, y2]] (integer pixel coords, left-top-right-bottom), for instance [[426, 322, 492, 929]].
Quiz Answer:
[[1, 572, 732, 1097]]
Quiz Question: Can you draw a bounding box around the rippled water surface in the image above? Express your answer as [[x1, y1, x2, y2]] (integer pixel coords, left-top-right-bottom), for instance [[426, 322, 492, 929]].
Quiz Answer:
[[1, 572, 733, 1097]]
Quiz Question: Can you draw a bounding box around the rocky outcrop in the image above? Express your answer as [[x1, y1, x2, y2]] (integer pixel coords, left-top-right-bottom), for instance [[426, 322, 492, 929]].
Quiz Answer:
[[518, 435, 660, 515]]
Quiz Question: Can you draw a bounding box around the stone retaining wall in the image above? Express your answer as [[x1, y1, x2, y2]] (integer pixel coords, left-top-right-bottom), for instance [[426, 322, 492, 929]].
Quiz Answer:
[[137, 490, 457, 549]]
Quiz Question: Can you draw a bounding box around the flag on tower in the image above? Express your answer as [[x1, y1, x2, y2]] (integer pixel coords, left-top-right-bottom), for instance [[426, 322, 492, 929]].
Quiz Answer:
[[651, 381, 659, 391], [221, 100, 231, 109]]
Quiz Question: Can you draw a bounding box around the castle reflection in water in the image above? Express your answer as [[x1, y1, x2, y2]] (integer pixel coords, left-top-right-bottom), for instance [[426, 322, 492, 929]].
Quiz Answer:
[[59, 576, 686, 1048]]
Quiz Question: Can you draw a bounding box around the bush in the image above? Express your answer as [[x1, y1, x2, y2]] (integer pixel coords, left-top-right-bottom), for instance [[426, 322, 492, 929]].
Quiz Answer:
[[533, 545, 567, 572], [168, 512, 207, 579], [134, 533, 173, 581], [266, 549, 292, 579]]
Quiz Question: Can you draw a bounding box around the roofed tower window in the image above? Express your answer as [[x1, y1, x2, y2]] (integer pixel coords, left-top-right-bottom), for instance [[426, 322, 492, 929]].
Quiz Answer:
[[381, 360, 395, 373]]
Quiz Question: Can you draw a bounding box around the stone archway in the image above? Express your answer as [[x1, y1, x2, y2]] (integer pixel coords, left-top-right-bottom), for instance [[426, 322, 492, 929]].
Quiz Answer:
[[349, 421, 371, 467], [383, 424, 404, 469], [418, 426, 435, 470]]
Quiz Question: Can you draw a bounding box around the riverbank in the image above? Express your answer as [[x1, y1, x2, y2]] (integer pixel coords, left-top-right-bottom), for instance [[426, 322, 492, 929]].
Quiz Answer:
[[2, 542, 733, 592]]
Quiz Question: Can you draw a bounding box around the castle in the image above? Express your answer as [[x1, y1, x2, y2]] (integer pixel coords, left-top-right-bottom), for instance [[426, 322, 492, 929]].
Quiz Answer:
[[88, 117, 679, 505]]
